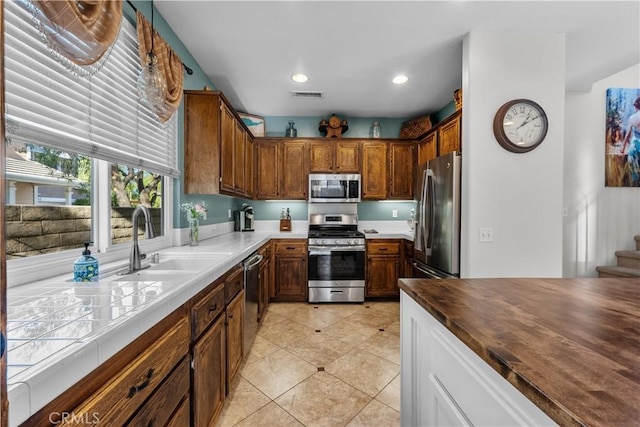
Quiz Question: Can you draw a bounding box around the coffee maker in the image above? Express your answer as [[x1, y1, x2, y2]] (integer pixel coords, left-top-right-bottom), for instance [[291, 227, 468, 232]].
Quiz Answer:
[[234, 204, 255, 232]]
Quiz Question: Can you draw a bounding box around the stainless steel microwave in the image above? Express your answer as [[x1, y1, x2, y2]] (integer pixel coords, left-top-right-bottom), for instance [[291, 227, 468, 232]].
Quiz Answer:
[[308, 174, 361, 203]]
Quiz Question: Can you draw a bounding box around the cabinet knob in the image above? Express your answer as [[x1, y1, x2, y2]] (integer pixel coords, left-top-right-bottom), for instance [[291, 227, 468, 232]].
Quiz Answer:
[[208, 304, 218, 313]]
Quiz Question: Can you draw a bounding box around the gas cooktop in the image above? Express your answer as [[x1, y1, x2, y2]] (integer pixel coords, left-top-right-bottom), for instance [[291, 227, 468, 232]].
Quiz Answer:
[[308, 229, 365, 238]]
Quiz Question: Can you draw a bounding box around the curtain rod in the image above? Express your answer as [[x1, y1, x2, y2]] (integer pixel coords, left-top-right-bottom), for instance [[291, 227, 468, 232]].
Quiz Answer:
[[126, 0, 194, 75]]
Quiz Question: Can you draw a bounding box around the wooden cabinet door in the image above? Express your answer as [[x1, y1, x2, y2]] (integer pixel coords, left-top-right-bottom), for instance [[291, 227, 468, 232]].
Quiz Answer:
[[226, 290, 244, 389], [366, 256, 400, 298], [234, 122, 245, 194], [418, 132, 437, 165], [438, 113, 461, 155], [184, 92, 221, 194], [309, 141, 334, 172], [256, 140, 280, 199], [193, 315, 226, 427], [220, 102, 236, 194], [244, 136, 254, 198], [258, 247, 271, 322], [335, 141, 360, 173], [281, 141, 308, 200], [403, 240, 414, 278], [390, 143, 415, 199], [274, 256, 308, 301], [361, 142, 388, 200], [273, 240, 308, 302]]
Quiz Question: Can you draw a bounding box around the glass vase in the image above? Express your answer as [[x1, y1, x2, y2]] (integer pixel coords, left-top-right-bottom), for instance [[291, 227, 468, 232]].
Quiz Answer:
[[189, 219, 199, 246]]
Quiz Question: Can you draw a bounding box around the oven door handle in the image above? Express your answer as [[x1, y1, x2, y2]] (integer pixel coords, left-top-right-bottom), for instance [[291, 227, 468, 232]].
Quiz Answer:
[[309, 246, 365, 254]]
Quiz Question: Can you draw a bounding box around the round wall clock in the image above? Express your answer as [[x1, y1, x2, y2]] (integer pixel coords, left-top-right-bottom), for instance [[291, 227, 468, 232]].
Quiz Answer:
[[493, 99, 548, 153]]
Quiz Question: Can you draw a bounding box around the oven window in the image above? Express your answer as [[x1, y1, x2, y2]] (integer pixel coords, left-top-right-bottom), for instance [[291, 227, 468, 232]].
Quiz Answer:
[[308, 251, 365, 281]]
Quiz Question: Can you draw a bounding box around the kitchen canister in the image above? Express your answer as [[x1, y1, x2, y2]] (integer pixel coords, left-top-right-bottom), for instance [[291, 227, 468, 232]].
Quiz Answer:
[[371, 121, 381, 138], [285, 121, 297, 137]]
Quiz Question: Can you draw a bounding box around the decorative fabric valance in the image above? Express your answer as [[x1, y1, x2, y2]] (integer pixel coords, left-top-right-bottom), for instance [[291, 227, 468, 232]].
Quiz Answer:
[[136, 10, 184, 123], [31, 0, 122, 66]]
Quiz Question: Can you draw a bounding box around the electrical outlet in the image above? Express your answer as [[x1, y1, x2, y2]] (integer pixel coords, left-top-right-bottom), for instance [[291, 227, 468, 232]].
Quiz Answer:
[[392, 210, 398, 218], [228, 209, 231, 219], [479, 227, 493, 242]]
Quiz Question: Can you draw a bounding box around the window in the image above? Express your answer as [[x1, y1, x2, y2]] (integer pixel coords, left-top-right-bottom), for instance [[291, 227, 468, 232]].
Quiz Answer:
[[111, 165, 164, 245], [4, 1, 176, 285]]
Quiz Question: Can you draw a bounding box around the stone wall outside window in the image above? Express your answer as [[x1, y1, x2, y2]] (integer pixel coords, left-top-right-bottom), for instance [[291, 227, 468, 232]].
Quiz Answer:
[[6, 205, 162, 259]]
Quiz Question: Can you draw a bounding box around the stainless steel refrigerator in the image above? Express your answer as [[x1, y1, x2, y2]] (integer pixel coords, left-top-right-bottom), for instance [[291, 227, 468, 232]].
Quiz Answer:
[[413, 151, 461, 278]]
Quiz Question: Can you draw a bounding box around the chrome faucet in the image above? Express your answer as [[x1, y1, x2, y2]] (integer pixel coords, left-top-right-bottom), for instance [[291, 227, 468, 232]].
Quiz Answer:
[[125, 205, 157, 273]]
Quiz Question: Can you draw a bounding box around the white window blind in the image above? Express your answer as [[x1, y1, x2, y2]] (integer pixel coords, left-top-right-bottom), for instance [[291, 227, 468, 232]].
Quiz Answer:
[[4, 0, 180, 177]]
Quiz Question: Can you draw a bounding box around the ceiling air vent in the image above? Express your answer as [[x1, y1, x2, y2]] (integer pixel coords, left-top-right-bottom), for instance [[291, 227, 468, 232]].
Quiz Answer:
[[290, 90, 324, 99]]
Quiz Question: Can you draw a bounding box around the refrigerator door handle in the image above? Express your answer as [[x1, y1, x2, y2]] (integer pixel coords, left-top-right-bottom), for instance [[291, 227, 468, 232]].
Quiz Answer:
[[424, 168, 435, 256]]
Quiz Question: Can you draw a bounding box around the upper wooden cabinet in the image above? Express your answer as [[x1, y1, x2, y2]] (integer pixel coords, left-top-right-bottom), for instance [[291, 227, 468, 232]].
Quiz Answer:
[[281, 140, 308, 199], [233, 120, 246, 195], [184, 92, 221, 194], [417, 132, 437, 165], [256, 140, 280, 199], [389, 142, 415, 199], [183, 90, 253, 198], [256, 139, 308, 200], [309, 140, 360, 173], [244, 136, 255, 199], [361, 141, 389, 200], [437, 111, 461, 156]]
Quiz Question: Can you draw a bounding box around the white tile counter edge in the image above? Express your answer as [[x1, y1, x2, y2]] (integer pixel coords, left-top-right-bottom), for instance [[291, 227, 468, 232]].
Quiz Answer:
[[7, 230, 304, 426]]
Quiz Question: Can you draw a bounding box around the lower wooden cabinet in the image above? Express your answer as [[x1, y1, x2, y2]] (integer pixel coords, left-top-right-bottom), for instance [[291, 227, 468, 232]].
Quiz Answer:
[[272, 239, 308, 302], [226, 289, 244, 390], [53, 312, 190, 426], [258, 242, 272, 321], [403, 239, 414, 278], [128, 357, 190, 426], [192, 314, 226, 427], [366, 239, 401, 298]]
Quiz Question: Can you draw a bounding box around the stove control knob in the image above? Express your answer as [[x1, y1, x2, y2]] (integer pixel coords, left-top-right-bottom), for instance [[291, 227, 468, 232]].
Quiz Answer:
[[335, 240, 340, 245], [321, 240, 326, 245], [348, 239, 355, 245]]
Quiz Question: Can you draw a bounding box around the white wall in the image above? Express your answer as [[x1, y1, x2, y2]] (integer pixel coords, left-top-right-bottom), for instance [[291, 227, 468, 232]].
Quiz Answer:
[[460, 32, 566, 278], [563, 64, 640, 277]]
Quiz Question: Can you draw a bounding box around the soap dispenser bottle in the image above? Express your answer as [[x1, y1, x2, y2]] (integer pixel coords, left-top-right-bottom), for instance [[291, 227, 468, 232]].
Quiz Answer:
[[74, 242, 99, 282]]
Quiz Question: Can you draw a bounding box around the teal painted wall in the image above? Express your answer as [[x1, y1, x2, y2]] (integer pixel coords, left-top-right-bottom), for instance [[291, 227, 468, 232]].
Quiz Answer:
[[133, 1, 453, 226]]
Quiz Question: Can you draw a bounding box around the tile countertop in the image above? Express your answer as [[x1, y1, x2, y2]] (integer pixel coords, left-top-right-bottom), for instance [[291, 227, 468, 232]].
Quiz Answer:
[[398, 277, 640, 427], [6, 231, 303, 426]]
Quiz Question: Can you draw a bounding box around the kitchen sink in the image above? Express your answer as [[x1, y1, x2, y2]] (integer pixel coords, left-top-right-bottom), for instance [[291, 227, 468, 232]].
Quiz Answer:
[[147, 258, 209, 272]]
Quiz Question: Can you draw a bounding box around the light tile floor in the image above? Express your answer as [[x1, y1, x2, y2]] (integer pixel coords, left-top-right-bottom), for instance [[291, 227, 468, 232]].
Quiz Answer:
[[216, 301, 401, 427]]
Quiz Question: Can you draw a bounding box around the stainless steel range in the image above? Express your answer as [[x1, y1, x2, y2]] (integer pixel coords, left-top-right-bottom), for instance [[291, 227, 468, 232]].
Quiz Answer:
[[308, 213, 365, 303]]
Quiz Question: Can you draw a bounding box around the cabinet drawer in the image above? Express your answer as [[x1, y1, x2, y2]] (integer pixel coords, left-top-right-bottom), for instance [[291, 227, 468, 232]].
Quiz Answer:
[[225, 265, 244, 304], [62, 317, 189, 425], [274, 240, 307, 255], [367, 241, 401, 255], [192, 282, 225, 339], [127, 357, 190, 426], [166, 396, 190, 427]]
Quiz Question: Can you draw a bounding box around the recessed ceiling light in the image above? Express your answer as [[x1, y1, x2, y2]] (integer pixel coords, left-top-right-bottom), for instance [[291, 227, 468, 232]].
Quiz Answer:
[[291, 73, 308, 83], [392, 75, 409, 85]]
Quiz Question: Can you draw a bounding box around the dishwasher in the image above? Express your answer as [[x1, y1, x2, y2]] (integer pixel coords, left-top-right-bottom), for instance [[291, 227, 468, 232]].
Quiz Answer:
[[243, 251, 263, 353]]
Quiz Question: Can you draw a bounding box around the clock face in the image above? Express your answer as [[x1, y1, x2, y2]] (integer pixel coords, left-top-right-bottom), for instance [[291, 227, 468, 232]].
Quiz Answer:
[[493, 99, 548, 153]]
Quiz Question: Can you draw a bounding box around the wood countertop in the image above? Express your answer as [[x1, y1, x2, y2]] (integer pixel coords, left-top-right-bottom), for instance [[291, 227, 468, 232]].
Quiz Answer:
[[398, 277, 640, 427]]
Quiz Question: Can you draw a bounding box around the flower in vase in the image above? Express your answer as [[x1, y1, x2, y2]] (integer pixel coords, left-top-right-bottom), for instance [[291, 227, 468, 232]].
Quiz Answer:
[[180, 201, 207, 222]]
